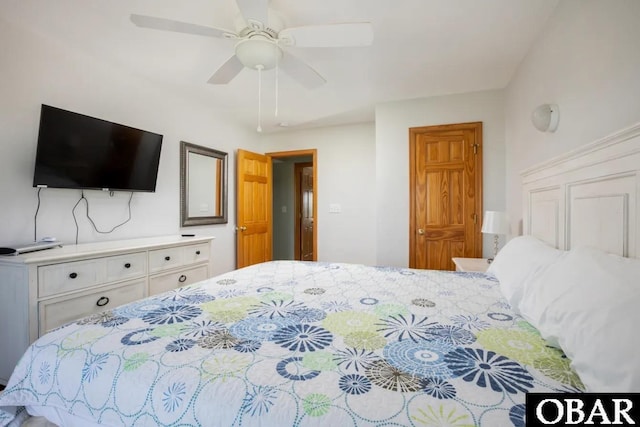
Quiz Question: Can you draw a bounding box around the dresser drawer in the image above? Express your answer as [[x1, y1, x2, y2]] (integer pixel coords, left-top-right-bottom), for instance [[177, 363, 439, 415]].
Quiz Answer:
[[183, 243, 210, 264], [105, 252, 147, 282], [39, 279, 146, 335], [38, 252, 148, 298], [38, 259, 105, 297], [149, 265, 209, 296], [148, 246, 184, 273]]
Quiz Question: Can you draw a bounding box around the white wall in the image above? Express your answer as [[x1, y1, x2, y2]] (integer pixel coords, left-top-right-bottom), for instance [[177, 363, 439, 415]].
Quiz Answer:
[[13, 1, 632, 274], [505, 0, 640, 236], [375, 90, 506, 267], [261, 123, 377, 265], [0, 18, 259, 275]]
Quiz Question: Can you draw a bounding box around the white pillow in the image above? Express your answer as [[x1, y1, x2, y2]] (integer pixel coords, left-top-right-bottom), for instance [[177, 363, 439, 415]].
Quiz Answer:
[[487, 235, 565, 314], [519, 246, 640, 392]]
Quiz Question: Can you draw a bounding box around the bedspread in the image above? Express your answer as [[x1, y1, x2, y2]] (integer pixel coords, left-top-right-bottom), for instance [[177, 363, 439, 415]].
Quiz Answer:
[[0, 261, 583, 426]]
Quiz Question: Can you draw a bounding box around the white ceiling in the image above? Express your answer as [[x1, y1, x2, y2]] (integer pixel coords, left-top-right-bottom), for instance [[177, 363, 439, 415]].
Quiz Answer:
[[1, 0, 559, 132]]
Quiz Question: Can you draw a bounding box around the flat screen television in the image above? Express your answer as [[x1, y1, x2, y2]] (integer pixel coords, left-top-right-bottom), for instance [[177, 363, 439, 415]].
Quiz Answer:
[[33, 105, 163, 192]]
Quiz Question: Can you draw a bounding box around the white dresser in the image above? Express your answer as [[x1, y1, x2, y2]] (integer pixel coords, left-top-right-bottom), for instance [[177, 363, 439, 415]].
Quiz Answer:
[[0, 235, 214, 384]]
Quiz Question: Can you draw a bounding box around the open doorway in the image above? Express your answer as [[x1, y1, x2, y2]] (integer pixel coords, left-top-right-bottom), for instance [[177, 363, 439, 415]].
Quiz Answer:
[[269, 150, 316, 261]]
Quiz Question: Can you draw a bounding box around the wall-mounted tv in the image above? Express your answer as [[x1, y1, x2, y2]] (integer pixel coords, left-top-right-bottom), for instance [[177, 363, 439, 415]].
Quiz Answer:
[[33, 105, 163, 192]]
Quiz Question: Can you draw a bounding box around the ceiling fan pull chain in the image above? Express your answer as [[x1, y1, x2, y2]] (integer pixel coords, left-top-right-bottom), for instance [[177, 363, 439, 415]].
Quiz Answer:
[[275, 56, 279, 118], [257, 64, 263, 132]]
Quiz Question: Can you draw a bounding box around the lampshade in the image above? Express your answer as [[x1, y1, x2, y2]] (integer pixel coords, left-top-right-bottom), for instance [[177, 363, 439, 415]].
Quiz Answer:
[[481, 211, 508, 235], [531, 104, 559, 132]]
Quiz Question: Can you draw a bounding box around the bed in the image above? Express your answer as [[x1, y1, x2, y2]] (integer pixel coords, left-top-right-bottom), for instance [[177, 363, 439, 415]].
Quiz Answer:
[[1, 122, 639, 426], [0, 260, 579, 427]]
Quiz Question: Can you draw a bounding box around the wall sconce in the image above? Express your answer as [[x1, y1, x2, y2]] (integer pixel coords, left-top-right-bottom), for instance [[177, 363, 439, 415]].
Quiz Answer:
[[531, 103, 559, 132], [481, 211, 509, 263]]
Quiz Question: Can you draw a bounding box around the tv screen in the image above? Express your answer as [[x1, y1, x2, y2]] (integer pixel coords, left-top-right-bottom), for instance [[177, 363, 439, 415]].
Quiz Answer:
[[33, 105, 163, 192]]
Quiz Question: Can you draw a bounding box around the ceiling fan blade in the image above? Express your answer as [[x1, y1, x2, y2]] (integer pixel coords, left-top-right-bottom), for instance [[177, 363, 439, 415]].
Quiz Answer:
[[280, 53, 326, 89], [235, 0, 269, 28], [278, 22, 373, 47], [130, 14, 235, 39], [207, 55, 245, 84]]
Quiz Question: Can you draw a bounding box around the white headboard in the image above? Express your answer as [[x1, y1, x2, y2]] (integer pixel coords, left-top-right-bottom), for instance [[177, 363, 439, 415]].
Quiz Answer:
[[522, 122, 640, 259]]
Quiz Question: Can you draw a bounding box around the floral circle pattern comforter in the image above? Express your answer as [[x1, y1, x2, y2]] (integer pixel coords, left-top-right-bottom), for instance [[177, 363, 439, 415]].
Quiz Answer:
[[0, 261, 583, 426]]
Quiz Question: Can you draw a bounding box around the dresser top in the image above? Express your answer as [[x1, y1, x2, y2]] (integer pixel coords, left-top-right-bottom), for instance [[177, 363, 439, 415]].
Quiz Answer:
[[0, 235, 215, 265]]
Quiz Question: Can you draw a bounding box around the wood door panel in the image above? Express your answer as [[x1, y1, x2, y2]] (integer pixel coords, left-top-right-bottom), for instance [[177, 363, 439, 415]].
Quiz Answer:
[[423, 137, 466, 163], [301, 166, 314, 261], [449, 241, 466, 269], [450, 171, 464, 224], [425, 171, 445, 224], [410, 122, 483, 270], [243, 181, 268, 223], [424, 169, 464, 225], [293, 161, 315, 261], [422, 241, 465, 270], [236, 149, 272, 269], [423, 229, 465, 240], [449, 140, 464, 162], [240, 233, 269, 266]]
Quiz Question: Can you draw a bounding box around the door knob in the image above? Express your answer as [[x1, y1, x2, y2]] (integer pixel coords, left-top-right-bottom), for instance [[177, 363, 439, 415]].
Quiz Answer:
[[237, 226, 247, 231], [418, 228, 425, 235]]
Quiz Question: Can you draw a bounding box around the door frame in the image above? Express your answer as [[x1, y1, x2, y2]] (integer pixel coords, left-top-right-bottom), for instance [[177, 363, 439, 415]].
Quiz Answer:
[[267, 149, 318, 261], [408, 122, 483, 268]]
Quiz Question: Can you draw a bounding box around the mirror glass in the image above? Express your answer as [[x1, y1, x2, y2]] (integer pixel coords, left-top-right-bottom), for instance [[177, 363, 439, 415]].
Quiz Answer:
[[180, 141, 228, 226]]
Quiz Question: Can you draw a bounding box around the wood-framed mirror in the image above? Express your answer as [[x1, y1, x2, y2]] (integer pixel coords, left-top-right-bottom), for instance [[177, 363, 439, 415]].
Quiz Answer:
[[180, 141, 228, 226]]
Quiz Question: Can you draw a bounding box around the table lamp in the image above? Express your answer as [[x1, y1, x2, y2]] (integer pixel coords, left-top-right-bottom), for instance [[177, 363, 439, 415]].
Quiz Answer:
[[481, 211, 508, 263]]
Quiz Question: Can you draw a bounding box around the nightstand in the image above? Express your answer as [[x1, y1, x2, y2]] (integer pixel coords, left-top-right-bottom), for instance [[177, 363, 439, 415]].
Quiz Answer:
[[452, 257, 490, 273]]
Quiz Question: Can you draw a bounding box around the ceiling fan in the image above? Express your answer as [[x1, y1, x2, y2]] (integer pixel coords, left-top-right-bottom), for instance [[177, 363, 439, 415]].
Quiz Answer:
[[130, 0, 374, 89]]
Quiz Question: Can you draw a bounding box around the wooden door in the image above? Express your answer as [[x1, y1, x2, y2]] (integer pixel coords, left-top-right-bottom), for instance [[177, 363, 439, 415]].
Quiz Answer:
[[295, 163, 314, 261], [409, 122, 483, 270], [236, 149, 272, 268]]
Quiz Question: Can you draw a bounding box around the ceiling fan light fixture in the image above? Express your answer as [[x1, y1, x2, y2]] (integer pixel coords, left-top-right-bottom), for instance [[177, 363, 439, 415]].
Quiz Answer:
[[235, 37, 282, 70]]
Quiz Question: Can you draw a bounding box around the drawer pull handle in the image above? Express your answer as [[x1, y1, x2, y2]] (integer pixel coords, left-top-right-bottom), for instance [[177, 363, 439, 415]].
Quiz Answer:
[[178, 274, 187, 283], [69, 272, 78, 279], [165, 256, 171, 261], [195, 250, 201, 255], [96, 296, 110, 307], [124, 263, 131, 269]]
